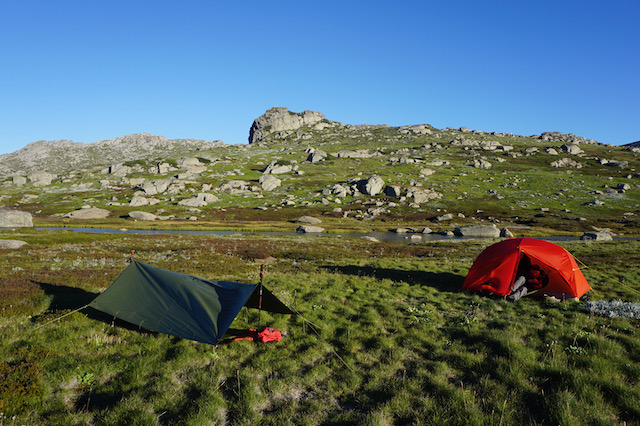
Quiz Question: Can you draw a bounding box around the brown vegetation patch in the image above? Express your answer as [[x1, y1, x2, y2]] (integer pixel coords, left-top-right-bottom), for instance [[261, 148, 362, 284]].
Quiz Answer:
[[193, 238, 280, 260], [0, 345, 51, 414], [0, 277, 44, 316]]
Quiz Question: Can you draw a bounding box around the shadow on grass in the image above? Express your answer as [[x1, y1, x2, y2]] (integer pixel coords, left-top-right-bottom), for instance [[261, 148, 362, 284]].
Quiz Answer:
[[32, 280, 99, 311], [322, 265, 464, 293], [31, 279, 157, 335]]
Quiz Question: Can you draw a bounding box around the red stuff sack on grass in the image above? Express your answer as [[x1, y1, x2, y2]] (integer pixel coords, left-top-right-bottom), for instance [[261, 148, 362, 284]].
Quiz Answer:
[[257, 327, 282, 343]]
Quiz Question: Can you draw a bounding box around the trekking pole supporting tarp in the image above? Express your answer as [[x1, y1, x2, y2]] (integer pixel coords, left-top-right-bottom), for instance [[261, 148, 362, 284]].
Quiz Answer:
[[258, 264, 265, 323]]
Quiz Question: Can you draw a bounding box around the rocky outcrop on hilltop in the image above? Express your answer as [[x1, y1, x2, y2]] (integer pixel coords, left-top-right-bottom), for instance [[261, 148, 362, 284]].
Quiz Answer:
[[248, 107, 397, 145], [249, 107, 327, 144], [0, 133, 226, 178], [537, 131, 600, 145]]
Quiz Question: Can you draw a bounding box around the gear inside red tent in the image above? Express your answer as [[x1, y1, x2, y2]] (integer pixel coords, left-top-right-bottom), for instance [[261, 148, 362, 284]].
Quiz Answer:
[[462, 238, 591, 300]]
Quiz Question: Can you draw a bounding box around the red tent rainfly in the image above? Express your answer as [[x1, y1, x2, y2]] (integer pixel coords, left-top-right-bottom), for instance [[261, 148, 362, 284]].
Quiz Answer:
[[462, 238, 591, 299]]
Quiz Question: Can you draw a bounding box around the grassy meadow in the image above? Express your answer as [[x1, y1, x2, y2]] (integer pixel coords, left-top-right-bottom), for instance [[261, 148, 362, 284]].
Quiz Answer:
[[1, 229, 639, 424]]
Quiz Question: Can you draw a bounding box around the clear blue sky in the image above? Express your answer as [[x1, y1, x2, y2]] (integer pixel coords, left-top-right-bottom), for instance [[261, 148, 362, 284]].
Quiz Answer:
[[1, 1, 638, 155]]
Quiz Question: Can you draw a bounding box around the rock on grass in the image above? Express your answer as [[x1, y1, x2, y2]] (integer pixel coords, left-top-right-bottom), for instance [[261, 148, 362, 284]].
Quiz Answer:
[[296, 225, 324, 233]]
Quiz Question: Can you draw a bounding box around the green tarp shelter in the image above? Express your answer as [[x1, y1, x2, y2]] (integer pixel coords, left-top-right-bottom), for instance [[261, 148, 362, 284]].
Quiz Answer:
[[89, 260, 294, 345]]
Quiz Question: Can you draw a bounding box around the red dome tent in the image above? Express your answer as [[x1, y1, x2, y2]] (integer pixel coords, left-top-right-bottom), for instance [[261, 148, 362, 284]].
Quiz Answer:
[[462, 238, 591, 299]]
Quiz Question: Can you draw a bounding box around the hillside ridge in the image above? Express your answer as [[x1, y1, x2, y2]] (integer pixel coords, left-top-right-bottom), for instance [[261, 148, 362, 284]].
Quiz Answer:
[[0, 133, 226, 177], [0, 107, 607, 178], [1, 106, 638, 236]]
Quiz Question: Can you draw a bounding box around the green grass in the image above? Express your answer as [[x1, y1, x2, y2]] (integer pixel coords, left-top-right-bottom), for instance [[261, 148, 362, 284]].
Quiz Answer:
[[1, 124, 639, 423], [0, 231, 639, 424]]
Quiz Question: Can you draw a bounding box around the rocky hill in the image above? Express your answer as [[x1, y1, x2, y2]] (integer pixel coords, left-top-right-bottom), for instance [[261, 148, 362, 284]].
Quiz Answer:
[[1, 107, 639, 235], [249, 107, 399, 145], [0, 133, 226, 178]]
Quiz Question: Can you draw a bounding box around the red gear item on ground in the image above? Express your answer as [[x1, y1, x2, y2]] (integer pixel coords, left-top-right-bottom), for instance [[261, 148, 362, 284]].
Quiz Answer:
[[257, 327, 282, 343], [233, 327, 282, 343]]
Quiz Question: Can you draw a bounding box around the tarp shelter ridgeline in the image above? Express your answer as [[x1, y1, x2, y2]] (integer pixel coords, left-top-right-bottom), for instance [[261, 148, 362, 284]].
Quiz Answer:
[[462, 238, 591, 299], [89, 260, 294, 345]]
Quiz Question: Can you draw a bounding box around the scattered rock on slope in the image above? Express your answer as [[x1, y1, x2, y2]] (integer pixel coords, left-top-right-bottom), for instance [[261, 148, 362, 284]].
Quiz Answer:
[[259, 174, 282, 191], [178, 193, 219, 207], [64, 207, 110, 219], [296, 225, 324, 233], [472, 159, 492, 169], [454, 224, 501, 238], [435, 213, 453, 222], [12, 176, 27, 186], [561, 143, 584, 155], [129, 211, 158, 221], [0, 239, 28, 249], [335, 150, 375, 159], [407, 188, 443, 204], [358, 175, 385, 196], [218, 180, 257, 194], [0, 209, 33, 227], [177, 157, 208, 173], [296, 216, 322, 225], [28, 171, 56, 186], [263, 161, 293, 175], [141, 179, 172, 195], [580, 231, 613, 241], [550, 158, 582, 168], [599, 159, 628, 168], [385, 185, 402, 198], [307, 149, 327, 163], [500, 228, 514, 238], [129, 196, 162, 207]]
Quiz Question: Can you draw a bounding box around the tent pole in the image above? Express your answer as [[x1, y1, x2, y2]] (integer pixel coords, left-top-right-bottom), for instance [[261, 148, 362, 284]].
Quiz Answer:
[[258, 264, 265, 324]]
